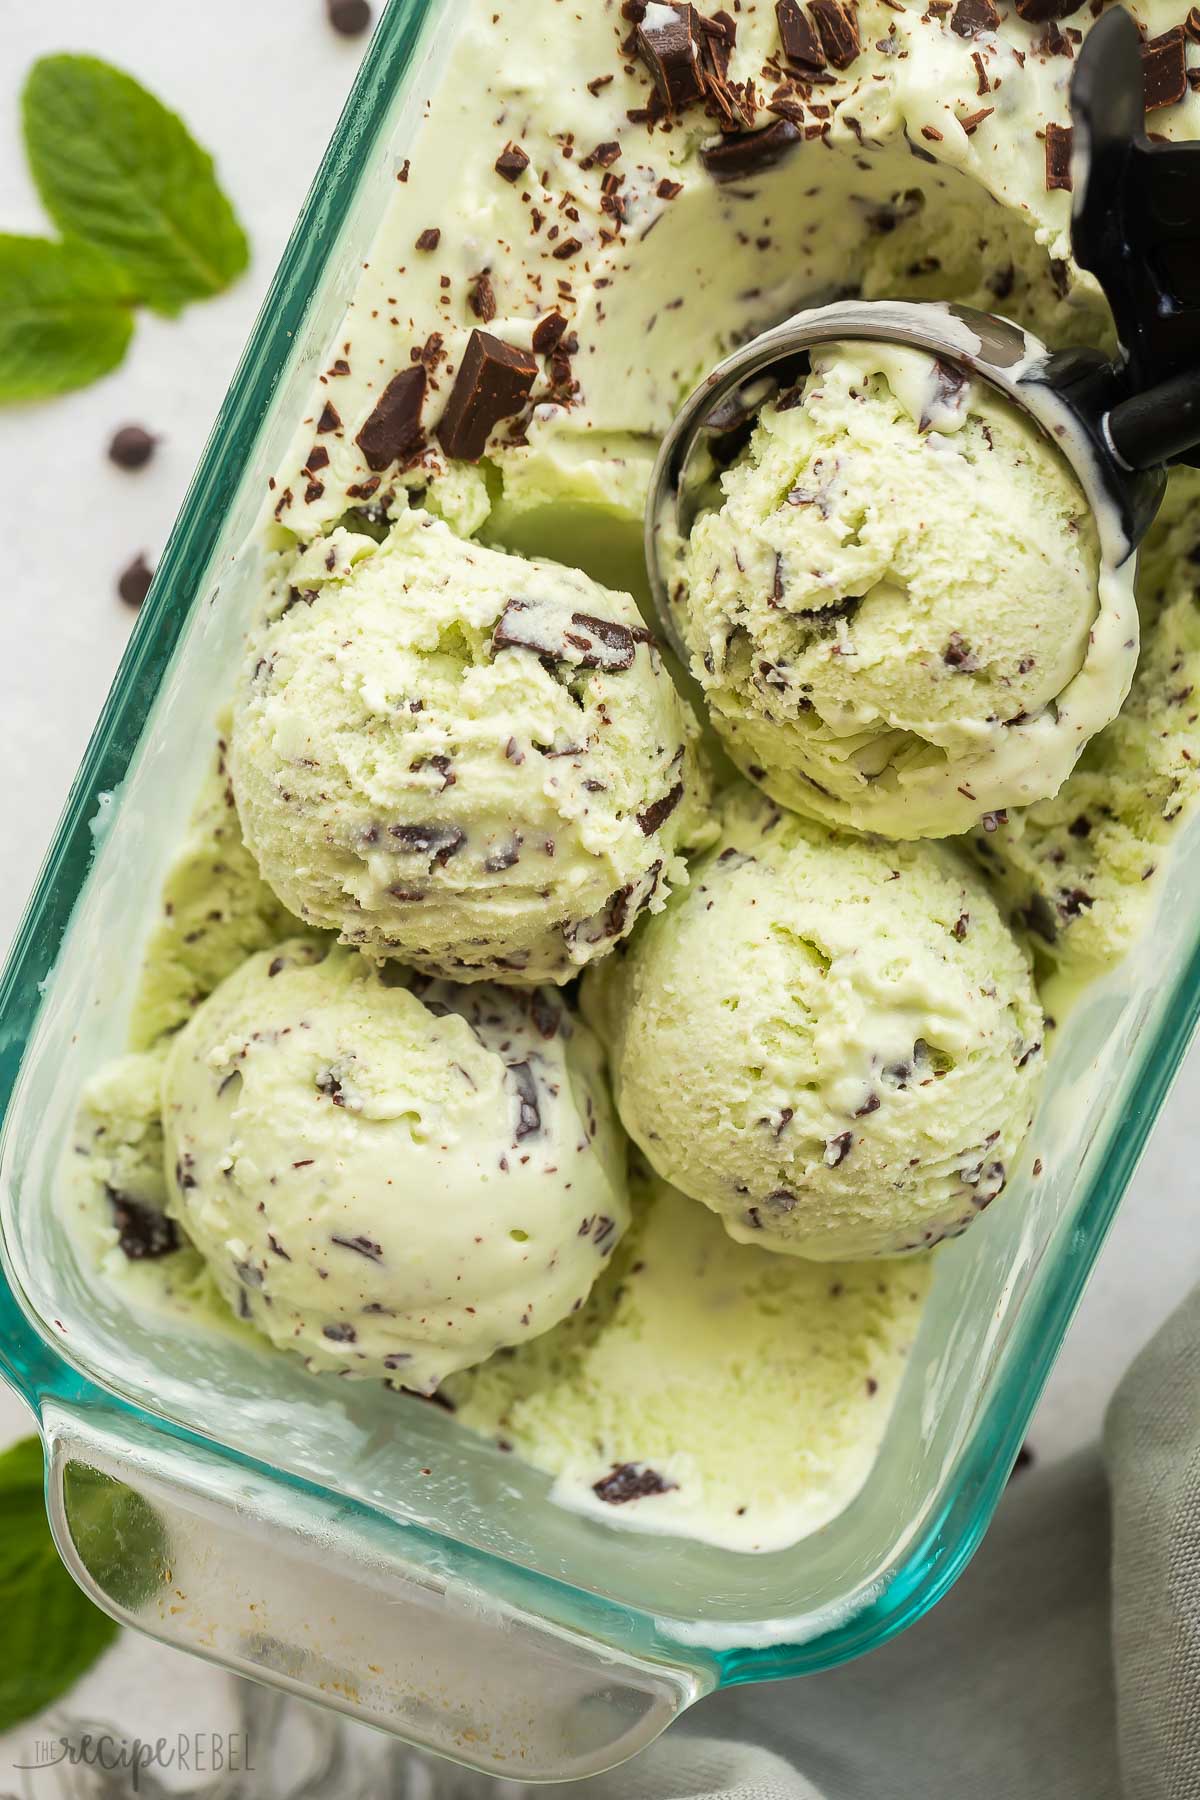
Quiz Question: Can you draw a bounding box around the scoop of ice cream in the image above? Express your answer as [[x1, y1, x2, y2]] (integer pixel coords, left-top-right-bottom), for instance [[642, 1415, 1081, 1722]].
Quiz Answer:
[[231, 511, 712, 983], [161, 939, 630, 1388], [449, 1166, 931, 1552], [970, 468, 1200, 981], [584, 786, 1043, 1260], [678, 341, 1136, 839]]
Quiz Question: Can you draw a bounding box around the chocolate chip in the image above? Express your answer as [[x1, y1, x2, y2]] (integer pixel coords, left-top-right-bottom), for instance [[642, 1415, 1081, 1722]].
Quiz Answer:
[[315, 1068, 346, 1105], [389, 823, 466, 866], [331, 1234, 384, 1261], [437, 329, 536, 462], [117, 553, 154, 608], [415, 227, 441, 251], [495, 141, 530, 183], [950, 0, 998, 33], [107, 424, 156, 469], [809, 0, 860, 68], [484, 836, 522, 872], [355, 365, 427, 471], [469, 272, 497, 322], [943, 631, 977, 670], [327, 0, 372, 33], [953, 913, 970, 941], [637, 782, 684, 836], [105, 1187, 179, 1261], [1045, 121, 1073, 191], [508, 1062, 541, 1139], [700, 116, 802, 182], [592, 1463, 676, 1504], [1068, 813, 1091, 839], [776, 0, 826, 66], [532, 311, 569, 353], [1143, 25, 1188, 111], [322, 1321, 358, 1343], [636, 2, 706, 111], [316, 401, 341, 433], [1012, 0, 1083, 18], [825, 1131, 853, 1167]]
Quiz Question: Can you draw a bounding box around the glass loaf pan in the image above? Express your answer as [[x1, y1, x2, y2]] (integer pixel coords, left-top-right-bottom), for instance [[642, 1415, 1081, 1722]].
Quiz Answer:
[[1, 0, 1198, 1780]]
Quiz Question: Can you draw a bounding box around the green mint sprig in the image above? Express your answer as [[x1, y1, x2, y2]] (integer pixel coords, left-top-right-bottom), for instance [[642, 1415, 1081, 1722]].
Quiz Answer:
[[1, 55, 249, 404]]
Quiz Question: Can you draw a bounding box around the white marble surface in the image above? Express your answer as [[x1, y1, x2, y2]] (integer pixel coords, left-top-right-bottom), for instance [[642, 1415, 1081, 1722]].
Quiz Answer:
[[0, 0, 1198, 1774]]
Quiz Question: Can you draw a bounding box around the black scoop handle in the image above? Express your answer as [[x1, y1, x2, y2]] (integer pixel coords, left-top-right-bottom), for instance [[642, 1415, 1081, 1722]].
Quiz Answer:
[[1070, 7, 1200, 470]]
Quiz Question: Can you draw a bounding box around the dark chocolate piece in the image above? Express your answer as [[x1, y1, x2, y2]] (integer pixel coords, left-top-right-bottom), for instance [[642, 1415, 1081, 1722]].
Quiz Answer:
[[950, 0, 998, 34], [1045, 121, 1073, 191], [532, 311, 569, 353], [108, 424, 156, 469], [636, 781, 684, 836], [436, 330, 536, 462], [389, 823, 466, 867], [355, 366, 427, 471], [415, 227, 441, 251], [495, 141, 530, 183], [809, 0, 860, 69], [105, 1187, 179, 1260], [117, 553, 154, 608], [508, 1062, 541, 1139], [469, 272, 497, 322], [593, 1463, 676, 1504], [1143, 26, 1188, 111], [316, 401, 342, 433], [700, 116, 802, 182], [568, 610, 637, 670], [636, 3, 706, 111], [322, 1321, 358, 1343], [776, 0, 826, 65]]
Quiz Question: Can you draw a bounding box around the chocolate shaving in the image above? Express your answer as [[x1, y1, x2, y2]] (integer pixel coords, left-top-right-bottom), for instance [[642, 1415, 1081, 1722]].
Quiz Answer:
[[331, 1234, 384, 1262], [1045, 121, 1073, 190], [356, 366, 427, 472], [637, 781, 685, 836], [700, 116, 802, 182], [437, 330, 537, 462]]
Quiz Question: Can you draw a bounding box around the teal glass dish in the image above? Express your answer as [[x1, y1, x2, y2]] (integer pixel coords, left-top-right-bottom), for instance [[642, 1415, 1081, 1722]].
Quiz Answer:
[[2, 0, 1197, 1779]]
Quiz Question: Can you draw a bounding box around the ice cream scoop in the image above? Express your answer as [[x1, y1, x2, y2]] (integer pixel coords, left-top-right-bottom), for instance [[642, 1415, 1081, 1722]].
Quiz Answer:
[[583, 785, 1043, 1262], [161, 939, 630, 1389], [645, 8, 1200, 826], [231, 510, 711, 983]]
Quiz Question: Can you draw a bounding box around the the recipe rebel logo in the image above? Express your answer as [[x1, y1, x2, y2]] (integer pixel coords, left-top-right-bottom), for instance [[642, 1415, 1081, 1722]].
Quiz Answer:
[[11, 1729, 255, 1791]]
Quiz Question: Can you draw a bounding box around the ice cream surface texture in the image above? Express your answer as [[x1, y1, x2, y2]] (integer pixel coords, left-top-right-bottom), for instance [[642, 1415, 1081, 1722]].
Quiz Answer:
[[451, 1170, 931, 1552], [161, 939, 629, 1390], [586, 787, 1043, 1261], [232, 511, 711, 983], [679, 342, 1133, 840]]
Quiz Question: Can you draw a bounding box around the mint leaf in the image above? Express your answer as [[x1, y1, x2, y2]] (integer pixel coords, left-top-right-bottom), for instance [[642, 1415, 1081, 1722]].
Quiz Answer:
[[0, 234, 135, 403], [0, 1437, 119, 1730], [22, 55, 249, 317]]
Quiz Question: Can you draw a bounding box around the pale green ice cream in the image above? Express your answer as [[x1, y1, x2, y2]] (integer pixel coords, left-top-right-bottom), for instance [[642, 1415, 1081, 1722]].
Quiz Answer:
[[450, 1169, 931, 1552], [161, 939, 629, 1390], [231, 510, 712, 984], [679, 342, 1135, 840], [969, 469, 1200, 981], [585, 785, 1043, 1261]]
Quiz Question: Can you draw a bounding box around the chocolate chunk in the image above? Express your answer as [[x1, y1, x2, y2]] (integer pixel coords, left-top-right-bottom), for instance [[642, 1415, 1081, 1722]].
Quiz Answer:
[[415, 227, 441, 251], [1012, 0, 1084, 18], [331, 1234, 384, 1261], [532, 311, 569, 354], [700, 117, 802, 183], [315, 1068, 345, 1105], [484, 836, 522, 872], [108, 424, 156, 469], [568, 610, 637, 670], [495, 141, 530, 183], [1045, 121, 1073, 191], [636, 3, 706, 111], [389, 823, 466, 867], [469, 272, 497, 322], [953, 912, 970, 941], [1059, 885, 1094, 919], [355, 366, 427, 471], [105, 1187, 179, 1261], [323, 1321, 358, 1343], [950, 0, 998, 33], [508, 1062, 541, 1139], [809, 0, 860, 68], [943, 631, 977, 670], [825, 1130, 853, 1167], [437, 330, 536, 462], [316, 401, 341, 433], [117, 553, 154, 608], [305, 445, 330, 473], [1143, 26, 1188, 111], [776, 0, 826, 66], [592, 1463, 676, 1504], [637, 781, 684, 836], [327, 0, 372, 33]]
